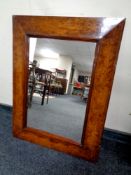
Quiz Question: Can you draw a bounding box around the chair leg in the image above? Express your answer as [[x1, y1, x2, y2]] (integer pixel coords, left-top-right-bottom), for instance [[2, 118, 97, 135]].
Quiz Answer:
[[46, 94, 49, 104], [28, 85, 34, 107], [46, 87, 50, 104], [41, 87, 46, 105]]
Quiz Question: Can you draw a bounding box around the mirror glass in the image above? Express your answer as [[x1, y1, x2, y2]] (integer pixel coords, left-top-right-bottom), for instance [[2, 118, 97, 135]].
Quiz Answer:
[[27, 37, 96, 143]]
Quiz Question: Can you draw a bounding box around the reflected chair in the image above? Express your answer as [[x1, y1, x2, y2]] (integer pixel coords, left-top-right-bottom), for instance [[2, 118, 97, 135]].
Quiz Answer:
[[82, 87, 90, 102], [28, 62, 52, 107], [50, 80, 63, 95]]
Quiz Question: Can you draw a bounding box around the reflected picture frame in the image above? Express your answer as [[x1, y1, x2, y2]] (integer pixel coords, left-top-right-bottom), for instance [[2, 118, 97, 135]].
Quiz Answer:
[[13, 16, 125, 161]]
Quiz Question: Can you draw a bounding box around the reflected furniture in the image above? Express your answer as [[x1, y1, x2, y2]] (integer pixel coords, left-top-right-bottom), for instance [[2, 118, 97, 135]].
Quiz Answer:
[[72, 82, 90, 96], [82, 87, 90, 102], [54, 68, 66, 79], [52, 78, 67, 94], [50, 68, 67, 95], [28, 63, 52, 106]]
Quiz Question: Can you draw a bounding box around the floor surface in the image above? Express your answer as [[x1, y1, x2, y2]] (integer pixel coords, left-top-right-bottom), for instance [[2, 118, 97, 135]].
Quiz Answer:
[[0, 107, 131, 175]]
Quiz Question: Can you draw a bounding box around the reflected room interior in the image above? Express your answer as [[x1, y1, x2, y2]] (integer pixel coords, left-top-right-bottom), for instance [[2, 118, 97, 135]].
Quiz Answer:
[[27, 38, 96, 143]]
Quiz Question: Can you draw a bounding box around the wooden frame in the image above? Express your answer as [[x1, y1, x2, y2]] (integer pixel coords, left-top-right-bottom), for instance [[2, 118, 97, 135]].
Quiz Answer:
[[13, 16, 125, 161]]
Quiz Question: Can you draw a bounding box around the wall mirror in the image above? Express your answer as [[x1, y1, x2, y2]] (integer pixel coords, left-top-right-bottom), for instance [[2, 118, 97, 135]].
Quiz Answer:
[[27, 37, 96, 143], [13, 16, 125, 161]]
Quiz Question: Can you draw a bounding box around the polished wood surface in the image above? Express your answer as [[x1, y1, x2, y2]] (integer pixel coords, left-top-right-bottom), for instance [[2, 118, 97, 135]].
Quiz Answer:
[[13, 16, 125, 161]]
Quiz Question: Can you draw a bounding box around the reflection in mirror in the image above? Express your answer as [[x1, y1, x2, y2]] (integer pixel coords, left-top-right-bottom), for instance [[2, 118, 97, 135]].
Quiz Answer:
[[27, 38, 96, 143]]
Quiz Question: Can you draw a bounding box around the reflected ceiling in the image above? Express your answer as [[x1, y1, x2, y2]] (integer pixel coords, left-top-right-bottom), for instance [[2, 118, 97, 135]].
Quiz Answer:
[[34, 38, 96, 72]]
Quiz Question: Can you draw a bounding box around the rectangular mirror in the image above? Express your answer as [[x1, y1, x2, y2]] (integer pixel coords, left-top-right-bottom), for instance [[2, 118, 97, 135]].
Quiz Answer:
[[27, 38, 96, 143], [13, 16, 125, 161]]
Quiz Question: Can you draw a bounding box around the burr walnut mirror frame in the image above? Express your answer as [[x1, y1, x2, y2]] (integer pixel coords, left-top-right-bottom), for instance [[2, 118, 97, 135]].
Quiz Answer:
[[13, 16, 125, 161]]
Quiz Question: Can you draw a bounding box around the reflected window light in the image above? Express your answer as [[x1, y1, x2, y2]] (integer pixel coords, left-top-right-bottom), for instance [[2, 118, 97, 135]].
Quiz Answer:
[[29, 38, 37, 62], [39, 58, 58, 71], [40, 48, 59, 58]]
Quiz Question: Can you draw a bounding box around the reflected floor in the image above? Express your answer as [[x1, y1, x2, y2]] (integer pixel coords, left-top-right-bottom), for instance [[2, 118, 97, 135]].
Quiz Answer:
[[27, 94, 87, 143]]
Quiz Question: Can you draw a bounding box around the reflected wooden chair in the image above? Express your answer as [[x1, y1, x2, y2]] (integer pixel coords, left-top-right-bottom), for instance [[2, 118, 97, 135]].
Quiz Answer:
[[35, 68, 52, 105], [28, 63, 52, 107], [28, 61, 36, 107], [81, 85, 90, 102], [50, 79, 63, 95]]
